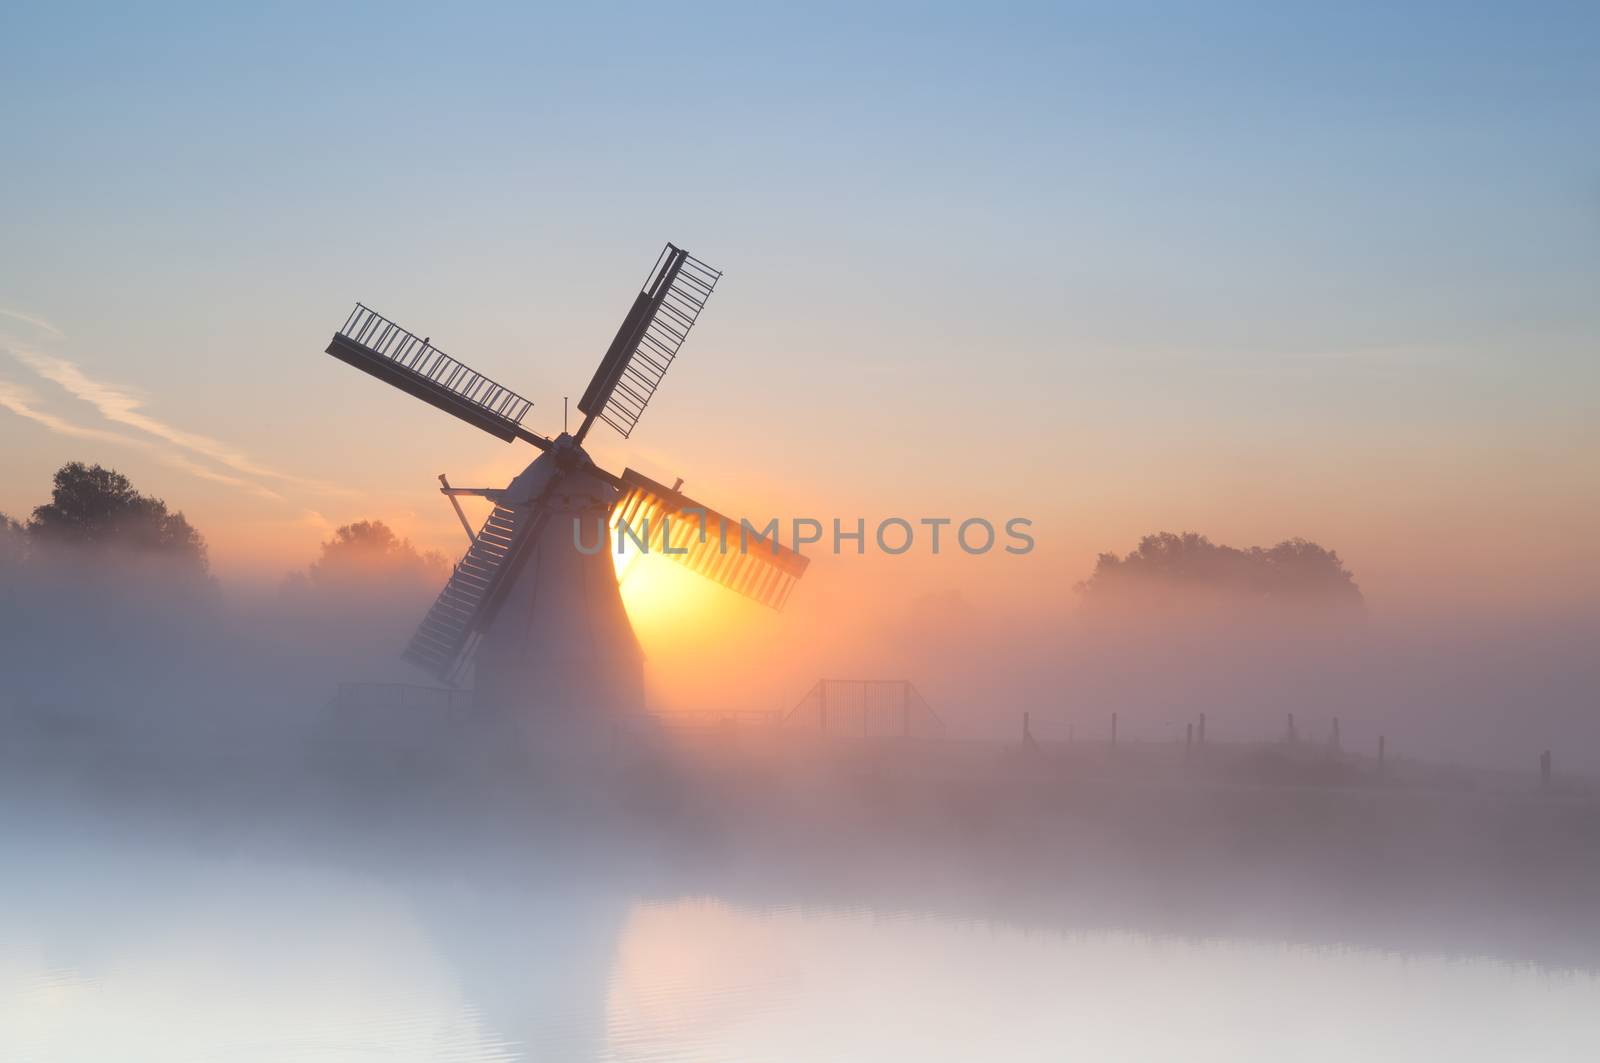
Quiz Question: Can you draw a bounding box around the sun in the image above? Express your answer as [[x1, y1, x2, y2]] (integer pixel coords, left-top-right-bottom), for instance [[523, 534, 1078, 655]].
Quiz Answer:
[[614, 545, 728, 635]]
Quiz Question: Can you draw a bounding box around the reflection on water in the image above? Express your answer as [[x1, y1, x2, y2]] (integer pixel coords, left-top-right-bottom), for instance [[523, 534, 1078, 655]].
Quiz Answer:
[[610, 902, 1600, 1063], [5, 819, 1598, 1063]]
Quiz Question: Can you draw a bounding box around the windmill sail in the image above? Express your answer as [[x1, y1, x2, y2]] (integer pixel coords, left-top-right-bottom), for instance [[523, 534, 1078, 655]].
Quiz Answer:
[[611, 469, 809, 611], [404, 504, 526, 682], [578, 245, 720, 439], [327, 304, 534, 442]]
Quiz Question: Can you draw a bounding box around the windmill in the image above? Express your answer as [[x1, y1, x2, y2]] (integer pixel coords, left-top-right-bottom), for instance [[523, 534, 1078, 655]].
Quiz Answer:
[[322, 244, 808, 724]]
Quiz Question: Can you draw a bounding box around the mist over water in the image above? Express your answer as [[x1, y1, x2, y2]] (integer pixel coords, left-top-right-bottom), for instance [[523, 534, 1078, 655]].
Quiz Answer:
[[8, 813, 1599, 1063], [4, 538, 1599, 1061]]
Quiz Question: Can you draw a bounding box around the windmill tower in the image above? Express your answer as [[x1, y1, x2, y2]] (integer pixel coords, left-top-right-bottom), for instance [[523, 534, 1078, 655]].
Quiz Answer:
[[322, 245, 808, 736]]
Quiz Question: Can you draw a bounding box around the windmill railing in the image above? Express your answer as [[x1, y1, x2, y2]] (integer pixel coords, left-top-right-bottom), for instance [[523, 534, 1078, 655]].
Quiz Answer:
[[333, 303, 533, 428], [782, 679, 945, 740]]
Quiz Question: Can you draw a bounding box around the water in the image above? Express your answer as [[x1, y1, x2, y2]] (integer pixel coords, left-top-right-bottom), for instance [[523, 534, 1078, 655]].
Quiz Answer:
[[6, 811, 1598, 1063]]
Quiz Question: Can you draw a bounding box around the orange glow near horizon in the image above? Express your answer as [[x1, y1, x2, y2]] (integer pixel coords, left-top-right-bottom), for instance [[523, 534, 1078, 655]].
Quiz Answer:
[[613, 543, 803, 715]]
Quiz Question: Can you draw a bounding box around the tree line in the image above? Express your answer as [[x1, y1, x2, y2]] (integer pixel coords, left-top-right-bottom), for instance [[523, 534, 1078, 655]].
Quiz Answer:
[[1076, 530, 1363, 608], [5, 462, 1363, 609], [2, 462, 443, 588]]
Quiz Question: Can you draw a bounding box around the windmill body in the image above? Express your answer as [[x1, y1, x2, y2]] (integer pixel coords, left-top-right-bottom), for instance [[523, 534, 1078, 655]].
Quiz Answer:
[[320, 244, 809, 739], [473, 436, 643, 730]]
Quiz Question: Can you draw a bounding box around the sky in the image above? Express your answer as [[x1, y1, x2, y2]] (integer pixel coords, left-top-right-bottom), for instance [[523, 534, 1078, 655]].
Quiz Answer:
[[2, 1, 1597, 620]]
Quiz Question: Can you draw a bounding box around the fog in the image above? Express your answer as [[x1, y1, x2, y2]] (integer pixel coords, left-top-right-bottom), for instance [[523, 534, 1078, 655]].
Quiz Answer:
[[4, 524, 1598, 1060], [630, 533, 1599, 775], [7, 526, 1595, 775], [890, 599, 1600, 773]]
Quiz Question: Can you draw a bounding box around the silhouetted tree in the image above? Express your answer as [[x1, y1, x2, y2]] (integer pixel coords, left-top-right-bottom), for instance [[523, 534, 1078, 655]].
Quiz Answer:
[[26, 462, 207, 572], [301, 520, 446, 589], [1077, 531, 1361, 609]]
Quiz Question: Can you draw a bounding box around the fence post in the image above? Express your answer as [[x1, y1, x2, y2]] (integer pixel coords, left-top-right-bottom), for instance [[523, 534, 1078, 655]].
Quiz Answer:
[[1023, 712, 1041, 753], [1185, 722, 1193, 755], [1287, 713, 1297, 745], [1198, 712, 1206, 746]]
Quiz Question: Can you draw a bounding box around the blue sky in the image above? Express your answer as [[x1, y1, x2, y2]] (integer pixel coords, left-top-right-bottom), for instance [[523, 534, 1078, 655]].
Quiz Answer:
[[1, 2, 1596, 602]]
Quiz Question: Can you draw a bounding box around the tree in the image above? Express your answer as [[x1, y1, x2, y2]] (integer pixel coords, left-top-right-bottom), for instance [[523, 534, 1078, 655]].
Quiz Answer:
[[27, 462, 207, 571], [1077, 531, 1362, 609], [304, 520, 446, 588]]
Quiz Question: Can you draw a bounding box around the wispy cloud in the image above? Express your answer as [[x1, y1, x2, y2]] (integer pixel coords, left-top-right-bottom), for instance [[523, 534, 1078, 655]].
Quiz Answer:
[[10, 348, 343, 495], [0, 378, 133, 446], [154, 453, 283, 499], [0, 307, 65, 338], [0, 376, 282, 500]]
